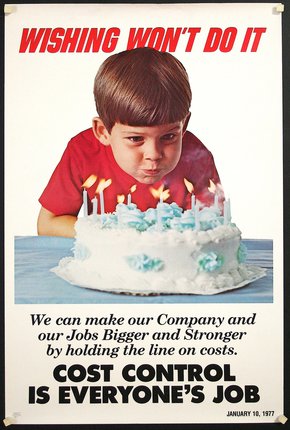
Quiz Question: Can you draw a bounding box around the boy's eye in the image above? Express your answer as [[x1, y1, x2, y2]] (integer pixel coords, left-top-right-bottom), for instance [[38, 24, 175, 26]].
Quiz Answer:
[[127, 136, 144, 143], [161, 133, 176, 141], [125, 132, 177, 145]]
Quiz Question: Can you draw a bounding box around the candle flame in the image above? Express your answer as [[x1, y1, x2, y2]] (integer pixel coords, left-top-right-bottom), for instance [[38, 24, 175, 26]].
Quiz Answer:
[[217, 183, 224, 194], [208, 179, 223, 195], [130, 184, 137, 193], [184, 178, 194, 193], [150, 184, 170, 201], [82, 174, 97, 189], [208, 179, 216, 194], [96, 178, 112, 194], [117, 194, 125, 204]]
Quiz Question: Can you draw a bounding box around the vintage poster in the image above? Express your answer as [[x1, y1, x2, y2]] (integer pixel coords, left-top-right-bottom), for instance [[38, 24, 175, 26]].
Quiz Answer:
[[3, 2, 287, 427]]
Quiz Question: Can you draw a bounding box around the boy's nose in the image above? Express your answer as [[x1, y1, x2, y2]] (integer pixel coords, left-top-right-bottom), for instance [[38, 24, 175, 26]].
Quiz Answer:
[[144, 140, 163, 161]]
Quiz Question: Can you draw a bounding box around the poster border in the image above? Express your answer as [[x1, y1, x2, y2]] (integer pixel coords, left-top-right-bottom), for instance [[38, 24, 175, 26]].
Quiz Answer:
[[1, 0, 289, 428]]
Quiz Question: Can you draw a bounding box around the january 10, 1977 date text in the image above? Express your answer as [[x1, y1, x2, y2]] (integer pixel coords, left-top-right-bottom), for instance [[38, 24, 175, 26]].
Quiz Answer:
[[226, 410, 275, 417]]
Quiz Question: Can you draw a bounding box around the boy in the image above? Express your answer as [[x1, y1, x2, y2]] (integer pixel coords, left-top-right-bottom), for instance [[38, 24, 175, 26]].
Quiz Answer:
[[38, 47, 222, 237]]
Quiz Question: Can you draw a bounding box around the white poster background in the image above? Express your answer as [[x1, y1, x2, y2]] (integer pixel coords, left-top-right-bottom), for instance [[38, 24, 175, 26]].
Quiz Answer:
[[5, 3, 284, 425]]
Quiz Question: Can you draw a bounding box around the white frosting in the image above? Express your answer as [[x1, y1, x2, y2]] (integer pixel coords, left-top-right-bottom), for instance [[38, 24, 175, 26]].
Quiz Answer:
[[52, 215, 266, 295]]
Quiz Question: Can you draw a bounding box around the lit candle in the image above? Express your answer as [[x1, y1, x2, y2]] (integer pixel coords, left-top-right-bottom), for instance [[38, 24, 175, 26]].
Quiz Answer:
[[208, 179, 219, 211], [100, 190, 105, 220], [191, 194, 196, 210], [83, 189, 88, 217], [214, 193, 219, 211], [95, 178, 112, 224], [149, 184, 170, 232], [150, 184, 170, 202], [157, 188, 170, 231], [116, 195, 125, 227], [183, 178, 195, 210], [194, 200, 200, 230], [223, 199, 231, 225], [157, 202, 163, 230], [127, 184, 137, 205], [92, 196, 98, 222], [82, 174, 97, 218]]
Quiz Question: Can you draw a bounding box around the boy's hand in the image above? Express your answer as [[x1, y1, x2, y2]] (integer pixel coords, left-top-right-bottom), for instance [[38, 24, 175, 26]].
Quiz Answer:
[[37, 207, 77, 238]]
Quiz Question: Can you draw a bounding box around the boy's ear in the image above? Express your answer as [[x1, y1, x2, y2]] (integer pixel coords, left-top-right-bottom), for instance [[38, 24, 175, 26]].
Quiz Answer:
[[182, 112, 191, 135], [92, 117, 111, 146]]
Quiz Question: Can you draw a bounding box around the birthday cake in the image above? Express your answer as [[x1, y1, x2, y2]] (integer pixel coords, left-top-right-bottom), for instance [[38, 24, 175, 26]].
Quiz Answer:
[[52, 200, 266, 295]]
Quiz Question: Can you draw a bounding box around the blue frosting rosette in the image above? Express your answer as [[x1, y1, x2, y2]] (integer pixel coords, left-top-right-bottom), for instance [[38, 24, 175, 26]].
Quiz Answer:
[[118, 203, 149, 231], [197, 252, 224, 272], [110, 199, 230, 233], [237, 243, 247, 263], [125, 254, 164, 272]]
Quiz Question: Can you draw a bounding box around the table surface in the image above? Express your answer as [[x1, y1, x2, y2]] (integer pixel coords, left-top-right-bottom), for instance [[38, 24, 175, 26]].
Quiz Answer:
[[14, 236, 273, 304]]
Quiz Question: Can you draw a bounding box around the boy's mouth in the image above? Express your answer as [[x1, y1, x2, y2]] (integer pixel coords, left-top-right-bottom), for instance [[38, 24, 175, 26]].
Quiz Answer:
[[142, 169, 161, 177]]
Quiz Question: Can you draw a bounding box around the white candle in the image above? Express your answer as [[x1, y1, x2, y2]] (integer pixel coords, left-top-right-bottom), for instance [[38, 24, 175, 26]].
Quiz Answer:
[[100, 190, 105, 223], [214, 193, 219, 211], [224, 199, 231, 225], [228, 199, 231, 222], [184, 178, 194, 210], [116, 203, 125, 227], [83, 189, 88, 217], [157, 202, 162, 231], [157, 191, 164, 230], [224, 200, 228, 224], [194, 201, 200, 230], [191, 194, 195, 210], [92, 197, 98, 221], [127, 185, 137, 205]]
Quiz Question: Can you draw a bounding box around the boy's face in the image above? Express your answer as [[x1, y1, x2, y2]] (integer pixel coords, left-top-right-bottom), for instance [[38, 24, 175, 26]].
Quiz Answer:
[[94, 120, 187, 184]]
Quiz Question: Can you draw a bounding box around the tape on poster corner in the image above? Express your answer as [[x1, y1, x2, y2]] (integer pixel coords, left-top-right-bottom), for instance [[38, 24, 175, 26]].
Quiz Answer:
[[3, 417, 17, 426], [278, 415, 288, 424], [4, 5, 17, 14], [275, 3, 284, 12]]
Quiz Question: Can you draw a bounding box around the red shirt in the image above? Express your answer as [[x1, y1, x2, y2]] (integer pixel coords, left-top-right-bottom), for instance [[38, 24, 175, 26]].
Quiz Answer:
[[39, 128, 223, 215]]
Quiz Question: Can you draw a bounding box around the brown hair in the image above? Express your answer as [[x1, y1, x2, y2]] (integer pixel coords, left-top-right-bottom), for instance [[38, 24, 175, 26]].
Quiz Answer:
[[93, 47, 191, 132]]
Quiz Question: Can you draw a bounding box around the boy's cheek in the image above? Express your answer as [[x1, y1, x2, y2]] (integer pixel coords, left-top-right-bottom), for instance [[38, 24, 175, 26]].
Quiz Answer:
[[166, 144, 182, 161], [118, 152, 140, 172]]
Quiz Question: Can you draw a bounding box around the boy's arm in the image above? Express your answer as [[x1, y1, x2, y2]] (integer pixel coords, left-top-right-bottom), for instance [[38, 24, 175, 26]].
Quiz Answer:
[[37, 207, 77, 238]]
